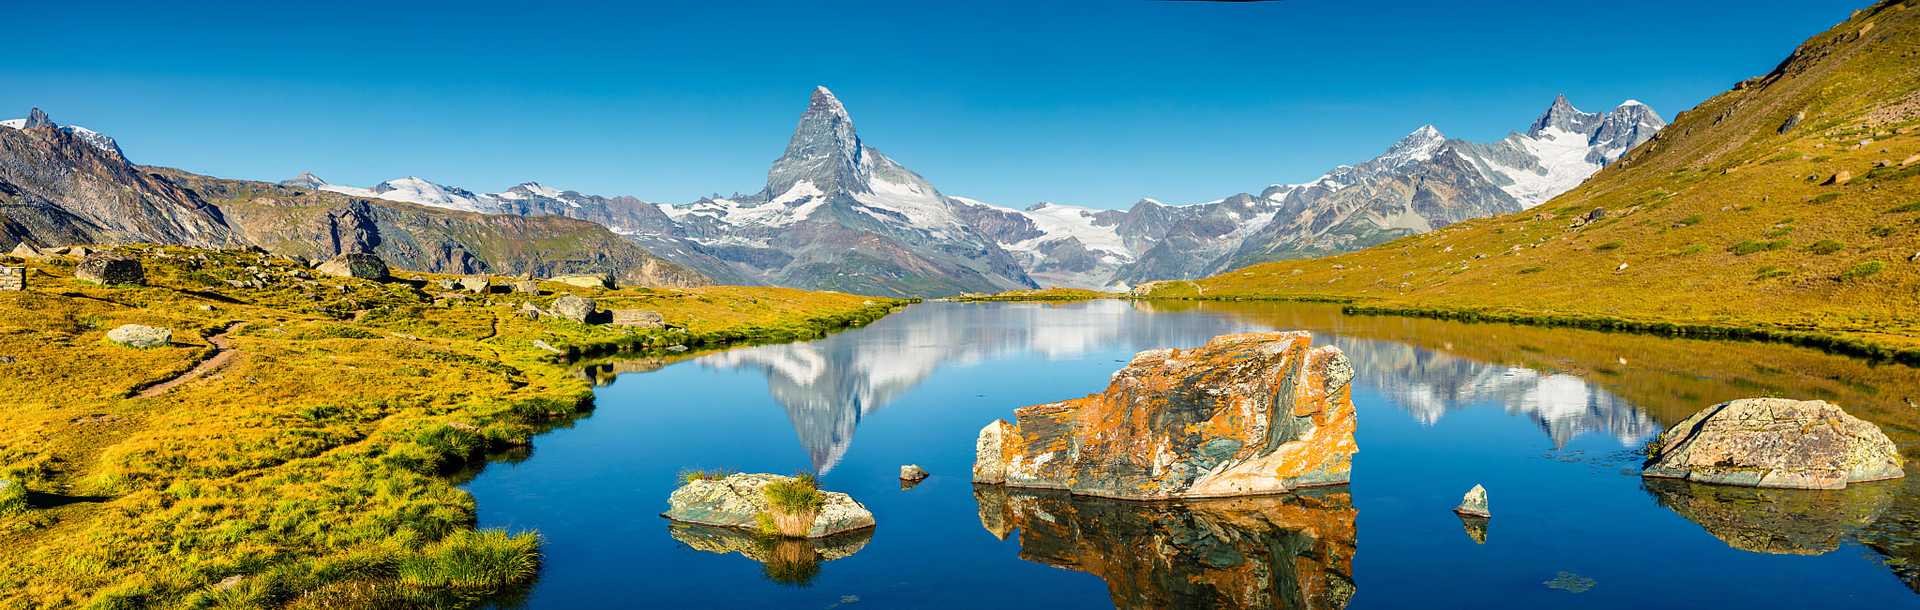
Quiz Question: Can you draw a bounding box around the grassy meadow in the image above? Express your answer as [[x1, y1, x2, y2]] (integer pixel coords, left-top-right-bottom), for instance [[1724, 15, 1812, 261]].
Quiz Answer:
[[0, 245, 904, 609]]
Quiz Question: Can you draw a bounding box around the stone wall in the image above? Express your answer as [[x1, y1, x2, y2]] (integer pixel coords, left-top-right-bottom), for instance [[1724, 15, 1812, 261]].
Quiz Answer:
[[0, 267, 23, 291]]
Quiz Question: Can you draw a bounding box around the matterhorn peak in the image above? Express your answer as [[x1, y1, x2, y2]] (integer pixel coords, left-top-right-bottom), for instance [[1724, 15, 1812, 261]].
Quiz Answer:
[[767, 85, 866, 196]]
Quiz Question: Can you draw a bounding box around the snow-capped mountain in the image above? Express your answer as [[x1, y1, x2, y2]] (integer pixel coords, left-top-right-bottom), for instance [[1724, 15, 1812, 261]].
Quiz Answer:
[[287, 92, 1659, 294], [956, 96, 1663, 289], [2, 108, 125, 158]]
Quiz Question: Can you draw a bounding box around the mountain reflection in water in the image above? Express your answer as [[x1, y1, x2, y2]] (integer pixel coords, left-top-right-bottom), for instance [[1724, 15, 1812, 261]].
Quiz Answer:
[[975, 485, 1357, 610], [676, 301, 1658, 473]]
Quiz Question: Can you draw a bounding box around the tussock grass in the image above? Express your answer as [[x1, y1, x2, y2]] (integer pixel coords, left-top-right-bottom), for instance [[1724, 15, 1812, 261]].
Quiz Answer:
[[757, 474, 825, 538]]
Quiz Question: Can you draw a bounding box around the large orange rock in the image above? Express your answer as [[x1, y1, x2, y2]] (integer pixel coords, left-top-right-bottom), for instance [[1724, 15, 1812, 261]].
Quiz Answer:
[[972, 331, 1356, 499]]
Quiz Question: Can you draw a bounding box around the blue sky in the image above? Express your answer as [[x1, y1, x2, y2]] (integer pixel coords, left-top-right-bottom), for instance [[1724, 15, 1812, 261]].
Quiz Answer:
[[4, 0, 1864, 208]]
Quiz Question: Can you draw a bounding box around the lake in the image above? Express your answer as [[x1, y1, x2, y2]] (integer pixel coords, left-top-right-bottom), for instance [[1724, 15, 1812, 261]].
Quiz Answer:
[[467, 300, 1920, 609]]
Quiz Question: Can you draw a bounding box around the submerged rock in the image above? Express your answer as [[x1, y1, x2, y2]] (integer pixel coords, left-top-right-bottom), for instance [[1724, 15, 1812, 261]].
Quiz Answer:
[[1643, 398, 1903, 489], [972, 331, 1356, 499], [106, 324, 171, 348], [1454, 484, 1490, 518], [1644, 477, 1894, 555], [667, 522, 872, 586], [662, 473, 874, 539], [975, 486, 1357, 610], [74, 253, 144, 285], [314, 253, 389, 280]]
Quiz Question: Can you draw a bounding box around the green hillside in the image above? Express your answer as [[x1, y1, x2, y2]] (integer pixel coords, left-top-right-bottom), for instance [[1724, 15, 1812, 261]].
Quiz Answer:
[[1143, 0, 1920, 354]]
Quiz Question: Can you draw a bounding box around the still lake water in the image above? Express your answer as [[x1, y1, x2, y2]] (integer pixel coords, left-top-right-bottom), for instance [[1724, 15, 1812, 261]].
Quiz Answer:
[[468, 301, 1920, 609]]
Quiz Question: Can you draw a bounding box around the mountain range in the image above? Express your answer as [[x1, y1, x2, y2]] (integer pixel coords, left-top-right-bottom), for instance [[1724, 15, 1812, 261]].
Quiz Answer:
[[2, 87, 1661, 296], [289, 89, 1661, 293]]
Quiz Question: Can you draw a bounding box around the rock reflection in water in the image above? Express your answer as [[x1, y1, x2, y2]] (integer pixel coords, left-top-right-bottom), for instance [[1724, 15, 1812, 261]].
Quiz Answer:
[[1643, 478, 1894, 555], [1457, 515, 1489, 544], [666, 522, 874, 587], [974, 485, 1356, 610]]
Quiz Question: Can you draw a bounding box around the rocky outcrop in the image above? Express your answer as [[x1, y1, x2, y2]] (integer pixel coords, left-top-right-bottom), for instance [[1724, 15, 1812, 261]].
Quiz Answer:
[[1643, 398, 1904, 489], [899, 464, 928, 481], [106, 324, 171, 348], [1454, 484, 1490, 518], [975, 487, 1357, 610], [973, 331, 1356, 499], [549, 295, 596, 324], [662, 473, 874, 539], [314, 253, 388, 280], [1644, 477, 1894, 555], [667, 522, 872, 586], [74, 253, 144, 285]]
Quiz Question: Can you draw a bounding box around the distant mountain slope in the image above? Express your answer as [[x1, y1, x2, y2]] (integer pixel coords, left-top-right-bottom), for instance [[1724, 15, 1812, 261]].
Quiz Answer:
[[0, 110, 704, 287], [958, 97, 1662, 289], [1145, 0, 1920, 346]]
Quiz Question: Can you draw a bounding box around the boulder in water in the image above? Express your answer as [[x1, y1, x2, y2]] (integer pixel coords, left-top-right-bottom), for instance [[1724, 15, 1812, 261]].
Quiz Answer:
[[900, 464, 929, 481], [972, 331, 1356, 499], [663, 473, 874, 539], [1454, 484, 1491, 518], [1643, 398, 1903, 489]]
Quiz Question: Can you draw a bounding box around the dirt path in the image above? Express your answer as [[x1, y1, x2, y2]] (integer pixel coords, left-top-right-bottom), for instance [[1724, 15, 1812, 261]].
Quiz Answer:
[[136, 322, 247, 398]]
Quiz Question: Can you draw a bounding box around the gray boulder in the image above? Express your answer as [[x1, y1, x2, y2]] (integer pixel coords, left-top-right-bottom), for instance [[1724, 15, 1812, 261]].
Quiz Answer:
[[106, 324, 171, 348], [550, 295, 596, 323], [512, 278, 541, 294], [315, 253, 388, 280], [459, 275, 491, 293], [550, 273, 612, 289], [1643, 398, 1903, 489], [610, 309, 664, 329], [663, 473, 874, 539], [74, 254, 144, 286]]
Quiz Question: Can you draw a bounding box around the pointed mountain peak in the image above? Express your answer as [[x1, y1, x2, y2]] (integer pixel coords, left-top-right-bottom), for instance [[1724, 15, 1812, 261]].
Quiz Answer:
[[1530, 94, 1604, 136], [282, 171, 329, 189], [1380, 124, 1447, 165], [24, 107, 53, 129], [1402, 124, 1445, 144], [767, 85, 866, 196]]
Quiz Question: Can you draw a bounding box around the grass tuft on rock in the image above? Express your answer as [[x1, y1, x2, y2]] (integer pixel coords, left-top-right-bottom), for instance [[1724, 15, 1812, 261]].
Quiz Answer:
[[758, 474, 826, 538]]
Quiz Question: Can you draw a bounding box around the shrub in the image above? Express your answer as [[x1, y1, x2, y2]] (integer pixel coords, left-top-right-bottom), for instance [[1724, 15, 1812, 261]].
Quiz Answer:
[[1594, 241, 1624, 252], [1729, 240, 1790, 256], [1868, 225, 1896, 238], [1838, 261, 1885, 282], [1754, 266, 1790, 281], [1671, 243, 1708, 257], [1806, 240, 1845, 255], [1887, 201, 1920, 214]]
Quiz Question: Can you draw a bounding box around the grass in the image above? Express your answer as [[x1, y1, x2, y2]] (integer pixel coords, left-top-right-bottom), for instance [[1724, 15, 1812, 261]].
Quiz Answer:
[[679, 468, 737, 484], [1137, 2, 1920, 360], [0, 480, 23, 516], [758, 474, 826, 538], [0, 244, 908, 607]]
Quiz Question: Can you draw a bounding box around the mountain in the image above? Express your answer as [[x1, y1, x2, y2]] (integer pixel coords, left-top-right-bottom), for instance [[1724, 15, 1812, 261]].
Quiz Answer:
[[1142, 0, 1920, 347], [955, 97, 1663, 289], [0, 109, 705, 286]]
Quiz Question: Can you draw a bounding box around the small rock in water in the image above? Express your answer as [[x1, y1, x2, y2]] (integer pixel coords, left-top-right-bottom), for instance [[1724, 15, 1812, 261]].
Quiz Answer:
[[1454, 484, 1491, 518], [1544, 571, 1596, 594], [106, 324, 172, 348], [899, 464, 929, 481]]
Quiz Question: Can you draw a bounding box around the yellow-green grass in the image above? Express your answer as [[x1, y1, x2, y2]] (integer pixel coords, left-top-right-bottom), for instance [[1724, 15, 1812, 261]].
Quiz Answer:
[[0, 244, 906, 608], [1142, 1, 1920, 362], [947, 287, 1122, 302]]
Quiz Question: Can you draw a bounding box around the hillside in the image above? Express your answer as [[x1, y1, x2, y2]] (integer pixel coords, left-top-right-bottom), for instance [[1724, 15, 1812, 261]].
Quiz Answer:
[[1143, 0, 1920, 352], [0, 244, 903, 607]]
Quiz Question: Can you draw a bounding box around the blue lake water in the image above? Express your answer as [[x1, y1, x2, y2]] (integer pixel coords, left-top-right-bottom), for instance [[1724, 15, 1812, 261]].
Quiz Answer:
[[468, 301, 1920, 609]]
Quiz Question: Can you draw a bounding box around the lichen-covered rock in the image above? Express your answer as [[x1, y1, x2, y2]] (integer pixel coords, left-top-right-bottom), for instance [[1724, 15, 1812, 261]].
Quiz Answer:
[[458, 275, 491, 293], [1455, 484, 1490, 518], [972, 420, 1014, 484], [512, 278, 541, 294], [1643, 398, 1903, 489], [976, 487, 1356, 610], [550, 295, 596, 323], [314, 253, 389, 280], [106, 324, 171, 348], [974, 331, 1356, 499], [900, 464, 929, 481], [663, 473, 874, 539], [550, 273, 612, 289], [74, 253, 144, 285], [610, 309, 664, 329]]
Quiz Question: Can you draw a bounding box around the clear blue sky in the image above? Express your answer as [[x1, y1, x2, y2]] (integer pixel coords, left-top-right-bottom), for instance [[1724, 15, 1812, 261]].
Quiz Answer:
[[4, 0, 1865, 208]]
